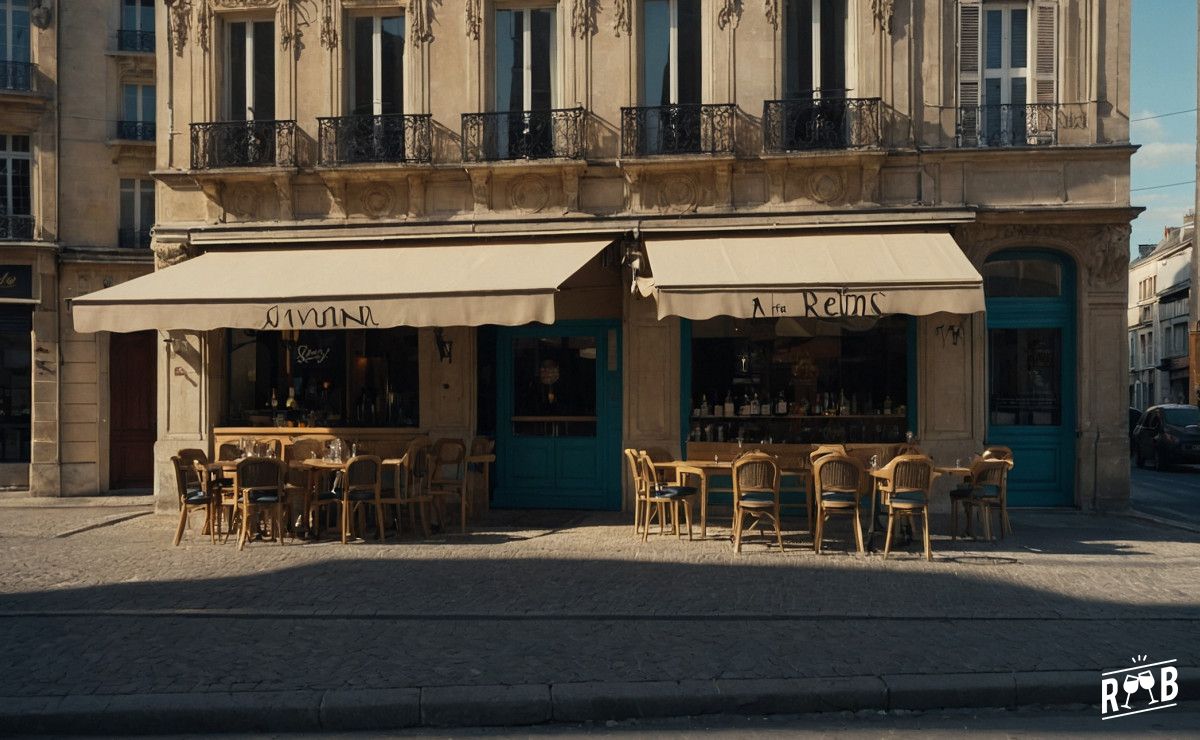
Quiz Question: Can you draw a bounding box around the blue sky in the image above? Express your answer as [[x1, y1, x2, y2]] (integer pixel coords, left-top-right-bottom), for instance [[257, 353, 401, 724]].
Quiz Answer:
[[1130, 0, 1197, 252]]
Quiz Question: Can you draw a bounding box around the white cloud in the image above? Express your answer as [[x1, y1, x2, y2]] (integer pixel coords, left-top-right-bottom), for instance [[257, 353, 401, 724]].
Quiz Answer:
[[1131, 110, 1166, 141], [1133, 141, 1196, 169]]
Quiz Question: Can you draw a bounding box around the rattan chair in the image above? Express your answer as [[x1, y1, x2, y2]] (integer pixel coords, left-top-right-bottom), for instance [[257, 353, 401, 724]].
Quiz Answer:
[[812, 452, 865, 554], [171, 455, 214, 546], [874, 454, 935, 560], [427, 438, 469, 533], [234, 457, 288, 551], [334, 455, 382, 544], [217, 442, 241, 461], [381, 437, 433, 538], [636, 451, 697, 541], [960, 458, 1013, 540], [982, 445, 1014, 462], [732, 452, 784, 553]]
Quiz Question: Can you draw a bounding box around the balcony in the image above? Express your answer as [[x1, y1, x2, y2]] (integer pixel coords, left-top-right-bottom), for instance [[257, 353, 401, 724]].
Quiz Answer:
[[461, 108, 586, 162], [119, 227, 152, 249], [0, 61, 33, 92], [190, 120, 297, 169], [620, 104, 736, 157], [763, 97, 881, 153], [0, 215, 34, 240], [317, 113, 432, 166], [116, 29, 155, 53], [956, 103, 1086, 148], [116, 120, 155, 141]]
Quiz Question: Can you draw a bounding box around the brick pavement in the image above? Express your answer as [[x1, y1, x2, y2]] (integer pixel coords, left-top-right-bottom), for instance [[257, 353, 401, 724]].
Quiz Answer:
[[0, 507, 1197, 725]]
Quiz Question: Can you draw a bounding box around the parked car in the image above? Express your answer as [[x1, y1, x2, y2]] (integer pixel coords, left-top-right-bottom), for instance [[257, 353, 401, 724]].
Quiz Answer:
[[1132, 404, 1200, 470], [1129, 407, 1142, 452]]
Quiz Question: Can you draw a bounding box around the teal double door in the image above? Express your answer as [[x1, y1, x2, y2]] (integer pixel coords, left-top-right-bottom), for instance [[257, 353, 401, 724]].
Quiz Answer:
[[984, 251, 1076, 507], [494, 321, 623, 510]]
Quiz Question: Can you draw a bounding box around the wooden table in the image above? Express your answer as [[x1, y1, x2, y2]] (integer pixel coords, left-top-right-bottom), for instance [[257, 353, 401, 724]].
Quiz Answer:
[[668, 459, 809, 539]]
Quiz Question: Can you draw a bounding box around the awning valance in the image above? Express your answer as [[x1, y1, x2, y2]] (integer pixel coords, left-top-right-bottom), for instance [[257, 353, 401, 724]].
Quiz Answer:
[[71, 239, 613, 333], [639, 232, 984, 320]]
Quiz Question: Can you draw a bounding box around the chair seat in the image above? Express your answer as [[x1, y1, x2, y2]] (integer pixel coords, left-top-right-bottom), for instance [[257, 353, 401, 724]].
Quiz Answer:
[[888, 491, 927, 507], [653, 485, 696, 499], [820, 491, 857, 505], [183, 492, 210, 505], [247, 493, 280, 504], [738, 492, 777, 505], [971, 484, 1002, 500], [949, 484, 972, 499]]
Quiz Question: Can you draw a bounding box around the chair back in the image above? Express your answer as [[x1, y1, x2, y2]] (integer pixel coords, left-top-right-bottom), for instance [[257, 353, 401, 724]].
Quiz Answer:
[[170, 455, 197, 505], [888, 454, 934, 493], [176, 448, 208, 490], [895, 444, 923, 457], [469, 436, 494, 457], [177, 448, 208, 467], [971, 458, 1009, 494], [286, 438, 325, 462], [732, 452, 780, 502], [623, 448, 646, 500], [982, 445, 1014, 464], [430, 438, 467, 483], [809, 443, 847, 465], [217, 442, 241, 461], [813, 453, 863, 496], [344, 455, 381, 495], [235, 457, 285, 496], [398, 436, 431, 496]]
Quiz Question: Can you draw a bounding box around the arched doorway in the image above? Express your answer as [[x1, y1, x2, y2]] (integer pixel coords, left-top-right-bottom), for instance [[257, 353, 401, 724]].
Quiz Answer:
[[983, 251, 1076, 507]]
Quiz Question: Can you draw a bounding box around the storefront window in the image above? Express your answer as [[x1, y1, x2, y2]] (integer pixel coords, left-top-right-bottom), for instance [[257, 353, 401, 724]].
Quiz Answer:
[[0, 307, 30, 462], [688, 316, 910, 443], [511, 335, 597, 437], [982, 258, 1062, 297], [988, 327, 1061, 426], [225, 328, 419, 428]]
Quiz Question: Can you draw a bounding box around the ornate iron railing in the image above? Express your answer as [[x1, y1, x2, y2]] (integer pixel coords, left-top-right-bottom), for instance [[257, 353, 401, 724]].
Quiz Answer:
[[117, 29, 155, 53], [317, 113, 433, 165], [116, 120, 155, 141], [0, 61, 33, 92], [620, 104, 736, 156], [190, 120, 297, 169], [0, 215, 34, 240], [461, 107, 586, 161], [119, 227, 152, 249], [762, 97, 881, 152], [956, 103, 1087, 147]]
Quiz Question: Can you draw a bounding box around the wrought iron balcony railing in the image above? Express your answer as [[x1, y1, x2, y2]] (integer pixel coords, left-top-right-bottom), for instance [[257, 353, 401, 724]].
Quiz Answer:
[[461, 108, 586, 162], [117, 29, 155, 53], [763, 97, 882, 152], [116, 120, 155, 141], [317, 113, 433, 165], [0, 215, 34, 240], [119, 227, 152, 249], [956, 103, 1086, 148], [620, 104, 736, 157], [0, 61, 33, 92], [190, 120, 297, 169]]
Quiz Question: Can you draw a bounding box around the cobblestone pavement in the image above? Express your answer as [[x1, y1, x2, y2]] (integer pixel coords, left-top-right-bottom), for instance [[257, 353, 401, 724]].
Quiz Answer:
[[0, 507, 1197, 700]]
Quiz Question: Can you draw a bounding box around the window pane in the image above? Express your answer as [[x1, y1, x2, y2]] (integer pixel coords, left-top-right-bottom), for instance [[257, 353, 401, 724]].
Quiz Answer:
[[1010, 76, 1027, 105], [0, 309, 32, 463], [122, 0, 137, 30], [529, 9, 554, 110], [784, 0, 814, 98], [120, 187, 135, 231], [642, 0, 670, 105], [252, 22, 275, 120], [676, 0, 701, 105], [352, 17, 373, 114], [228, 22, 247, 119], [7, 4, 30, 62], [10, 159, 29, 215], [11, 135, 28, 152], [985, 9, 1003, 69], [380, 15, 405, 114], [139, 0, 154, 33], [989, 328, 1062, 426], [1010, 8, 1028, 68], [982, 258, 1062, 297], [142, 85, 156, 122], [494, 9, 522, 111], [512, 336, 597, 437], [139, 183, 155, 231], [819, 0, 846, 93], [122, 85, 138, 121]]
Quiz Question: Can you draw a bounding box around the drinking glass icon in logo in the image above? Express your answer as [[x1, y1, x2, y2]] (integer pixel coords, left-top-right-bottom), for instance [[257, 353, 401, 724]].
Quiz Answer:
[[1102, 655, 1178, 719]]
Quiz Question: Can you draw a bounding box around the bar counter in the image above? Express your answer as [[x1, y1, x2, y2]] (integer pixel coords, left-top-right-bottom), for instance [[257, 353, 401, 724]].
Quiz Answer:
[[213, 427, 421, 459]]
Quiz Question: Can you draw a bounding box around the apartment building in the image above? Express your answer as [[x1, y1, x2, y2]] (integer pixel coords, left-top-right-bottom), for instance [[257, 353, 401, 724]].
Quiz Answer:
[[1129, 213, 1194, 410]]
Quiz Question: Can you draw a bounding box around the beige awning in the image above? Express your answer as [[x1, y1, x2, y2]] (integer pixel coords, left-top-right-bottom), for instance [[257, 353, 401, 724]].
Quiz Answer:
[[639, 231, 984, 320], [71, 239, 613, 333]]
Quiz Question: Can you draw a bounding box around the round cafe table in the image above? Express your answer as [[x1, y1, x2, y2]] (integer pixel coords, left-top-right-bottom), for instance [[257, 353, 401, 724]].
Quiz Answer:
[[663, 459, 809, 539]]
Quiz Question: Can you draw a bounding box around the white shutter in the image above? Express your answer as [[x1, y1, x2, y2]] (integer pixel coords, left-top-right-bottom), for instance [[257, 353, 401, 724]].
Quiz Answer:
[[1033, 0, 1058, 104], [958, 0, 983, 146]]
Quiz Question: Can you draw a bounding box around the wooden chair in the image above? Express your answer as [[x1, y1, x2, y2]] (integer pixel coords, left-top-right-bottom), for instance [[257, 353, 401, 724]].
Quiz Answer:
[[812, 452, 865, 554], [624, 448, 648, 534], [334, 455, 382, 544], [234, 457, 288, 551], [636, 451, 698, 541], [381, 437, 433, 538], [171, 455, 215, 546], [284, 438, 326, 531], [465, 437, 496, 525], [427, 438, 469, 533], [959, 458, 1013, 541], [809, 444, 847, 464], [217, 442, 241, 461], [875, 454, 935, 560], [982, 445, 1014, 462], [731, 452, 784, 553]]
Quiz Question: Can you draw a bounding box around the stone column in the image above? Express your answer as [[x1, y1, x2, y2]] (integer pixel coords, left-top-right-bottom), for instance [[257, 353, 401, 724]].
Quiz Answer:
[[622, 290, 681, 511]]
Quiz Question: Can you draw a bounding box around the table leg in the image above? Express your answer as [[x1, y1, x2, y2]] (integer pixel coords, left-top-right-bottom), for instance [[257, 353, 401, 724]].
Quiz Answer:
[[865, 481, 884, 553], [699, 470, 709, 540]]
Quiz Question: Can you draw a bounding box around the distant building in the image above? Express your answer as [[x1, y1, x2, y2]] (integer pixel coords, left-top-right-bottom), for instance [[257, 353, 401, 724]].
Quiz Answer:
[[1129, 212, 1195, 409]]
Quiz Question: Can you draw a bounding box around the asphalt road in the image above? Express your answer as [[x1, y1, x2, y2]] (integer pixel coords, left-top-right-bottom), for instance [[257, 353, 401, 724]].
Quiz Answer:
[[1130, 460, 1200, 527]]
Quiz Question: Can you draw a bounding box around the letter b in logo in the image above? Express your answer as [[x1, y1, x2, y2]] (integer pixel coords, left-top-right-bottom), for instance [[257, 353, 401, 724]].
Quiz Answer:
[[1160, 666, 1179, 703]]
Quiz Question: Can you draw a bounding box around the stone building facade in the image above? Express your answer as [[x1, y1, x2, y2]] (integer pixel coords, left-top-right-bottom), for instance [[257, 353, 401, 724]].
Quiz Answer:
[[79, 0, 1133, 512], [1, 0, 157, 496], [1129, 214, 1194, 411]]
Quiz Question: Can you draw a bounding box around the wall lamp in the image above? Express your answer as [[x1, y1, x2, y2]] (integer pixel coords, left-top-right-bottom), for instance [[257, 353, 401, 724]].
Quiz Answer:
[[434, 328, 454, 364]]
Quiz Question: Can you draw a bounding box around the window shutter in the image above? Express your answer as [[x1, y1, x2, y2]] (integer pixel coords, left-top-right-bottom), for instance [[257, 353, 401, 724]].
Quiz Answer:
[[957, 0, 982, 145], [1033, 0, 1058, 104]]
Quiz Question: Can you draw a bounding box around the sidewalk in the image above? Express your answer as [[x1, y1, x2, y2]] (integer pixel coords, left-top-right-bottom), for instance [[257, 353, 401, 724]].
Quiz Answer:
[[0, 508, 1197, 733]]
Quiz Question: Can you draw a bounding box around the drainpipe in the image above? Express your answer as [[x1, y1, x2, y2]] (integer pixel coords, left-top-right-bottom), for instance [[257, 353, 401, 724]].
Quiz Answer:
[[1091, 427, 1100, 511]]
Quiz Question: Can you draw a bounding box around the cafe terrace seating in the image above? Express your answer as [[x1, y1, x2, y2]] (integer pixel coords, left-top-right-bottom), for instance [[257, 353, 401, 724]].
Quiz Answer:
[[171, 454, 214, 546], [812, 452, 866, 554], [235, 457, 288, 551], [874, 454, 936, 561], [731, 452, 784, 553]]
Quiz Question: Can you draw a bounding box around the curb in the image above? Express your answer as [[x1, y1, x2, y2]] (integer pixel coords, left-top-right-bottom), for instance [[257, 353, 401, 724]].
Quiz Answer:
[[3, 668, 1196, 735], [1118, 509, 1200, 534]]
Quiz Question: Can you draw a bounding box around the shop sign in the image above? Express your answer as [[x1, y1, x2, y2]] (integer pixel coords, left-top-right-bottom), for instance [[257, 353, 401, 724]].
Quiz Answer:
[[750, 290, 885, 319], [0, 266, 33, 300], [262, 304, 381, 330]]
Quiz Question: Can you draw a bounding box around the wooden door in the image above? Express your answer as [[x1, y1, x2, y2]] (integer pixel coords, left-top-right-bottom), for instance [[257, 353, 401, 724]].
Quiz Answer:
[[109, 331, 157, 489]]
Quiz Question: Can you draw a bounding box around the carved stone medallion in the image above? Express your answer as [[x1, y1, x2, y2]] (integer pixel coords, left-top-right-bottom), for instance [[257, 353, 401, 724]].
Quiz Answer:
[[807, 170, 845, 204], [228, 185, 261, 218], [360, 184, 394, 218], [508, 175, 550, 214], [655, 174, 700, 213]]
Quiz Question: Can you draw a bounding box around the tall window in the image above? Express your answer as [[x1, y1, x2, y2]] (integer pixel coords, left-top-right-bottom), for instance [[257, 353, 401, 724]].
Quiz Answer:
[[1, 0, 30, 90], [1, 135, 32, 240], [350, 14, 404, 115], [120, 83, 155, 140], [120, 0, 153, 33], [0, 304, 30, 463], [226, 20, 275, 120], [642, 0, 700, 107], [784, 0, 846, 99], [119, 178, 153, 249], [495, 7, 556, 113], [982, 4, 1028, 118]]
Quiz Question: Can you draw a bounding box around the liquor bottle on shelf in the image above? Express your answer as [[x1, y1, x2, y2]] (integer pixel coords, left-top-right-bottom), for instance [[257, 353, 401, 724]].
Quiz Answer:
[[723, 391, 735, 417], [839, 390, 849, 416], [739, 393, 751, 417], [775, 391, 788, 416], [750, 391, 761, 416], [884, 394, 893, 414], [269, 389, 279, 410], [700, 394, 711, 417], [286, 387, 297, 410], [812, 394, 822, 415]]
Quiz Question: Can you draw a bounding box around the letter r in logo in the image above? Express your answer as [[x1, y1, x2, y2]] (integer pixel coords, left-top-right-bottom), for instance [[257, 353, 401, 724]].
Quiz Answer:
[[1101, 678, 1120, 714]]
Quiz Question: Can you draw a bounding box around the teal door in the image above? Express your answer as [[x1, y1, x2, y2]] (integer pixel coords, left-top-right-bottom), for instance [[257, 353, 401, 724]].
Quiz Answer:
[[494, 321, 622, 510], [984, 251, 1076, 507]]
